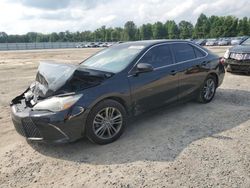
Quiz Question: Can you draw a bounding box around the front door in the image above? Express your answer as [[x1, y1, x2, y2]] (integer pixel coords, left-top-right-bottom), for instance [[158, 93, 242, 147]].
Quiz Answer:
[[128, 44, 180, 114]]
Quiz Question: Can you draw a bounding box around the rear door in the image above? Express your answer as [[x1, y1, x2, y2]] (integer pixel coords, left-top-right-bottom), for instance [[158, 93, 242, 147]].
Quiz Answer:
[[128, 44, 180, 114], [171, 43, 208, 100]]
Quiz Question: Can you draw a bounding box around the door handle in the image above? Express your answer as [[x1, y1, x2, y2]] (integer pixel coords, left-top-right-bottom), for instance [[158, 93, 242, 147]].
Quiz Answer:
[[170, 70, 176, 76]]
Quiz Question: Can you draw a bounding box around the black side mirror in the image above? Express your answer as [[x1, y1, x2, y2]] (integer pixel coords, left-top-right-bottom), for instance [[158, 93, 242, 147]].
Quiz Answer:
[[136, 63, 154, 74]]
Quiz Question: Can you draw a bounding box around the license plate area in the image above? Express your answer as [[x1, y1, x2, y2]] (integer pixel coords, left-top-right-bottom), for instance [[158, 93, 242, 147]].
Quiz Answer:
[[230, 53, 250, 61]]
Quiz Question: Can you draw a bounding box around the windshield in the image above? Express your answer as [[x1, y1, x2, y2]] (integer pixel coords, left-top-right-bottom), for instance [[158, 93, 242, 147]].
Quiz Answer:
[[80, 44, 145, 73], [241, 38, 250, 45]]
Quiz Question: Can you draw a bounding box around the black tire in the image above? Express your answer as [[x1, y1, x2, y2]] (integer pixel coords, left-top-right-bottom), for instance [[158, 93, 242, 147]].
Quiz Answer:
[[197, 75, 217, 103], [86, 99, 127, 145], [225, 64, 232, 72]]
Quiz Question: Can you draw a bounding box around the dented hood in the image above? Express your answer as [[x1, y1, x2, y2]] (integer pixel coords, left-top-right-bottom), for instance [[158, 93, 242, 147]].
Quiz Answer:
[[31, 61, 112, 100], [34, 61, 77, 98], [229, 45, 250, 53], [36, 61, 77, 89]]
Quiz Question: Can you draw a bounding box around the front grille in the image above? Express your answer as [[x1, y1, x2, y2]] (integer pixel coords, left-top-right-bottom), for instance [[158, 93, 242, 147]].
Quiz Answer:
[[230, 64, 250, 72], [21, 118, 42, 138], [13, 118, 26, 137]]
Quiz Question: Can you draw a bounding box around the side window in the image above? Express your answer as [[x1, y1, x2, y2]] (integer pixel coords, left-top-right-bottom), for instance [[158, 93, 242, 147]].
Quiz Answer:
[[139, 45, 173, 68], [172, 43, 196, 63], [193, 46, 206, 58]]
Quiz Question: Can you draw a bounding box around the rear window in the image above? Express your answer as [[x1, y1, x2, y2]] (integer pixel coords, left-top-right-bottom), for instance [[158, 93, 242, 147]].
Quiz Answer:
[[193, 46, 206, 58], [172, 43, 196, 63]]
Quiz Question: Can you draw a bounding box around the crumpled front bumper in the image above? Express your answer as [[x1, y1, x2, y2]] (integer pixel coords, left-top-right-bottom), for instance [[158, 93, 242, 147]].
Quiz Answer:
[[10, 95, 89, 144], [225, 59, 250, 73]]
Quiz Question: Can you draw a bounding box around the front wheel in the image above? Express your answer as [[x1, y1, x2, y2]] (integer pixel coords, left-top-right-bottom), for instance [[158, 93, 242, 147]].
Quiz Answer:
[[197, 75, 217, 103], [86, 99, 127, 145]]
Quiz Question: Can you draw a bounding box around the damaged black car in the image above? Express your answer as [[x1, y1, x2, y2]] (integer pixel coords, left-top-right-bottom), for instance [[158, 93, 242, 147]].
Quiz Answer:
[[224, 37, 250, 73], [10, 40, 225, 145]]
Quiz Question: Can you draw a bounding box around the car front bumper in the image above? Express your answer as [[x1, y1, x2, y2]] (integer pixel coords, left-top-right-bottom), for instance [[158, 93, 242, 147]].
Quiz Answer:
[[10, 97, 89, 144], [225, 59, 250, 73]]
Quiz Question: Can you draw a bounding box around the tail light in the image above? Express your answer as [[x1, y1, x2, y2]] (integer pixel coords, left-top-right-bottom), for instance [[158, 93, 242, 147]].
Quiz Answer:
[[219, 57, 225, 65]]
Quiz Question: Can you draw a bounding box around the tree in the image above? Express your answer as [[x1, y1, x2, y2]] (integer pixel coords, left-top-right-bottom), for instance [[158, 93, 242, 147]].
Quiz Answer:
[[49, 32, 59, 42], [111, 30, 118, 41], [194, 13, 210, 38], [1, 13, 250, 43], [237, 17, 249, 36], [93, 28, 102, 41], [135, 29, 141, 40], [110, 27, 123, 41], [166, 20, 179, 39], [80, 31, 93, 42], [26, 32, 38, 42], [0, 32, 8, 43], [123, 21, 137, 41], [140, 24, 152, 40], [178, 21, 193, 39], [249, 18, 250, 35], [221, 16, 238, 37], [105, 28, 113, 42], [152, 22, 166, 39], [209, 16, 223, 38]]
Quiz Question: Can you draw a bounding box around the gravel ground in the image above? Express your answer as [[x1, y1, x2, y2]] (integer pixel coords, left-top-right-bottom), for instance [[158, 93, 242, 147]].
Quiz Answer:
[[0, 47, 250, 188]]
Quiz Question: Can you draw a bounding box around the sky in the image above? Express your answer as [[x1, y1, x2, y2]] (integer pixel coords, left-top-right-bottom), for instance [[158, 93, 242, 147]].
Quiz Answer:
[[0, 0, 249, 34]]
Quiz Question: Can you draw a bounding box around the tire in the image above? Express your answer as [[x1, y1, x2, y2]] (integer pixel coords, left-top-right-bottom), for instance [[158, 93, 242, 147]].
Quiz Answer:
[[225, 64, 232, 72], [86, 99, 127, 145], [197, 75, 217, 103]]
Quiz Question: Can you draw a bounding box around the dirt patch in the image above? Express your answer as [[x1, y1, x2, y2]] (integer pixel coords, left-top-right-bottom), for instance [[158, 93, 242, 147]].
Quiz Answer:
[[0, 47, 250, 187]]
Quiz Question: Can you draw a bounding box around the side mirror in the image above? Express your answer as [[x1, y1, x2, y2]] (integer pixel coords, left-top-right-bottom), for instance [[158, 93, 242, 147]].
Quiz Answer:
[[136, 63, 154, 74]]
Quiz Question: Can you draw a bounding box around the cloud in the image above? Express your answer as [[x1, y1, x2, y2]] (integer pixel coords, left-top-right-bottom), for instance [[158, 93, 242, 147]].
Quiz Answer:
[[193, 4, 209, 15], [164, 0, 194, 18], [17, 0, 108, 10], [0, 0, 249, 34], [19, 0, 71, 10], [98, 15, 117, 25], [21, 10, 83, 21]]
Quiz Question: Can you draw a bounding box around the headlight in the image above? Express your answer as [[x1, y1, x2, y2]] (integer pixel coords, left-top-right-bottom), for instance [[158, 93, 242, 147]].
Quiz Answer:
[[224, 49, 230, 59], [33, 94, 82, 112]]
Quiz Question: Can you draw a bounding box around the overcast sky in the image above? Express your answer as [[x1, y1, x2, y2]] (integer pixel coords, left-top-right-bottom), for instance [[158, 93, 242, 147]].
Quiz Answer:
[[0, 0, 249, 34]]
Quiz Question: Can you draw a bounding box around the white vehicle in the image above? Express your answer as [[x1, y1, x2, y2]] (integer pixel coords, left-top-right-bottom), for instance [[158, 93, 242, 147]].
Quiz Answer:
[[218, 39, 230, 46], [205, 39, 217, 46], [75, 43, 85, 48], [231, 38, 242, 45], [231, 36, 248, 45]]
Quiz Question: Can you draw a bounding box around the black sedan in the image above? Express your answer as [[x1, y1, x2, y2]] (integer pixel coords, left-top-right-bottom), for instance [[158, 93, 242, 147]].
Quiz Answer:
[[224, 37, 250, 73], [10, 40, 225, 145]]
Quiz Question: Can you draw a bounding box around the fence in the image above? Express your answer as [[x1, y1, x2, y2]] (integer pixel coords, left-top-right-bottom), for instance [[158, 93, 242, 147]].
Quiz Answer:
[[0, 42, 82, 51]]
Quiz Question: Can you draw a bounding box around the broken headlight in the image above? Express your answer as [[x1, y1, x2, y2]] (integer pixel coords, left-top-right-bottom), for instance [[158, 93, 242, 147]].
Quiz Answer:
[[33, 94, 82, 112]]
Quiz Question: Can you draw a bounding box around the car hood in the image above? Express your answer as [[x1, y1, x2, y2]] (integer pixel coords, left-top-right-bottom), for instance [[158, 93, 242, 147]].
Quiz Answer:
[[229, 45, 250, 53], [29, 61, 112, 102], [34, 61, 76, 97]]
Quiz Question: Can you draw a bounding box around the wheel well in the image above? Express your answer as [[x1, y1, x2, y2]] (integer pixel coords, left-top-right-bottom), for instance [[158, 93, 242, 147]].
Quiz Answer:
[[209, 73, 218, 87], [98, 97, 129, 114]]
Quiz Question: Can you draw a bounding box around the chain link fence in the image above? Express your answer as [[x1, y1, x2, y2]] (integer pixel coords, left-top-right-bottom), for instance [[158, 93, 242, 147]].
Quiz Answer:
[[0, 42, 82, 51]]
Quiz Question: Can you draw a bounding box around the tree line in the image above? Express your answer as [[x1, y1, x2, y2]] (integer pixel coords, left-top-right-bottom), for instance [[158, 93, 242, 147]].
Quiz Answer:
[[0, 13, 249, 43]]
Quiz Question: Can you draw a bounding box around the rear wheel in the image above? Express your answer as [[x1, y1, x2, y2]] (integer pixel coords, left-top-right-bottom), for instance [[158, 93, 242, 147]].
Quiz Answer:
[[197, 75, 217, 103], [86, 99, 127, 145]]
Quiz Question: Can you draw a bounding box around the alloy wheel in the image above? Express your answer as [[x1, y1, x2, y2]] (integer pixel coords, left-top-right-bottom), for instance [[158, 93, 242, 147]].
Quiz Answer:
[[203, 78, 216, 100], [92, 107, 123, 139]]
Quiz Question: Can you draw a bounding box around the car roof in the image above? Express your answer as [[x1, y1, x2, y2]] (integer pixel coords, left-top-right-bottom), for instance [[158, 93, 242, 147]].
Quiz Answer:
[[114, 39, 193, 48]]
